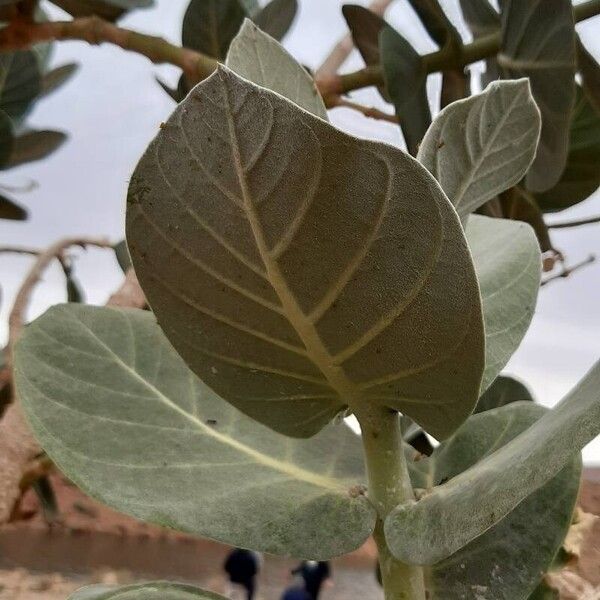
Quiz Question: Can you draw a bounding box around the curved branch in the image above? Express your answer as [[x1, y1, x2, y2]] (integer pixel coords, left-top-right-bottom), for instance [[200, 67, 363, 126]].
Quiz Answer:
[[6, 236, 112, 366]]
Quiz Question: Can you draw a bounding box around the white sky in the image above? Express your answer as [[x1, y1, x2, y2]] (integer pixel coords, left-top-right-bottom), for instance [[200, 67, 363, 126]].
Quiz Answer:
[[0, 0, 599, 462]]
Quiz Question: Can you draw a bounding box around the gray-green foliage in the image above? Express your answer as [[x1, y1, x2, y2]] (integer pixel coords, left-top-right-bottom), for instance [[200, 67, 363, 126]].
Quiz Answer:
[[386, 361, 600, 565], [408, 403, 581, 599], [417, 79, 541, 218], [226, 20, 328, 120], [16, 305, 375, 558]]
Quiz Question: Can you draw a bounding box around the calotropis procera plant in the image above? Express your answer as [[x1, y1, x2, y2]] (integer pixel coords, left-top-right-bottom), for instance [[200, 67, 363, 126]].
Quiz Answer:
[[10, 17, 600, 600]]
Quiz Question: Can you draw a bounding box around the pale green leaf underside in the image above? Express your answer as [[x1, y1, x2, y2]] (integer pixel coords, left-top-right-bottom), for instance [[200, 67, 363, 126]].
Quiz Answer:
[[126, 67, 485, 441], [226, 19, 328, 120], [467, 215, 540, 393], [385, 360, 600, 565], [418, 79, 541, 217], [68, 582, 225, 600], [407, 403, 580, 599], [15, 305, 376, 559], [499, 0, 576, 192]]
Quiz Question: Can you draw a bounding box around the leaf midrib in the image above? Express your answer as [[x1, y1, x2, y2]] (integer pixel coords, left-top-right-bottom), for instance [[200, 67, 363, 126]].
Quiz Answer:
[[59, 311, 347, 492]]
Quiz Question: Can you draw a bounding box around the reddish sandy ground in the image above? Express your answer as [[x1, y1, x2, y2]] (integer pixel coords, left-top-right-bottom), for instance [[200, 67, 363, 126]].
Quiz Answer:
[[0, 469, 598, 599]]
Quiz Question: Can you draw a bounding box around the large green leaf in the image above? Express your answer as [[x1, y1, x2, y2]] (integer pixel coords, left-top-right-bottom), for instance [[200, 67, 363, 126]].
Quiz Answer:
[[498, 0, 576, 193], [475, 374, 533, 413], [182, 0, 247, 60], [418, 79, 541, 218], [407, 403, 580, 599], [467, 215, 540, 392], [253, 0, 297, 41], [69, 582, 226, 600], [15, 304, 376, 558], [534, 87, 600, 212], [226, 20, 327, 120], [0, 51, 42, 122], [385, 360, 600, 565], [126, 66, 485, 441], [380, 25, 431, 155]]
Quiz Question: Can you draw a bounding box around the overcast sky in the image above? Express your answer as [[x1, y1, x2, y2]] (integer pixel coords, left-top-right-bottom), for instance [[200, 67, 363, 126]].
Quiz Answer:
[[1, 0, 599, 462]]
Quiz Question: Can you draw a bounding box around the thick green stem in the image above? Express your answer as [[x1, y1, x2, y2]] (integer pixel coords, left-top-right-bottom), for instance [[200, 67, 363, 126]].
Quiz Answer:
[[357, 406, 426, 600]]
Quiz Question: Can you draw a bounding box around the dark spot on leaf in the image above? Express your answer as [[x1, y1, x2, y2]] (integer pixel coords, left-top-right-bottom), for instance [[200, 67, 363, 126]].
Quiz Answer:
[[206, 419, 217, 426]]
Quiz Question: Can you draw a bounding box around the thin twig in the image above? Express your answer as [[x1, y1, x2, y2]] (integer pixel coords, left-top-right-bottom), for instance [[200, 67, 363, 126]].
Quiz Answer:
[[6, 237, 112, 366], [541, 255, 596, 286], [328, 96, 399, 123], [547, 215, 600, 229]]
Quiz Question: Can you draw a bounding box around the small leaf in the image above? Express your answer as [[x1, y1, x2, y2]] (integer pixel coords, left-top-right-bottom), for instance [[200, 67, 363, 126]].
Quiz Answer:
[[406, 403, 580, 598], [182, 0, 247, 60], [380, 25, 431, 155], [0, 194, 27, 221], [226, 20, 327, 120], [475, 374, 533, 413], [385, 360, 600, 565], [61, 262, 85, 304], [126, 67, 485, 440], [40, 63, 79, 98], [15, 305, 376, 558], [0, 50, 42, 123], [253, 0, 298, 41], [417, 79, 541, 218], [534, 87, 600, 213], [68, 582, 227, 600], [467, 215, 540, 392], [499, 0, 576, 192], [5, 130, 67, 169], [342, 5, 389, 101]]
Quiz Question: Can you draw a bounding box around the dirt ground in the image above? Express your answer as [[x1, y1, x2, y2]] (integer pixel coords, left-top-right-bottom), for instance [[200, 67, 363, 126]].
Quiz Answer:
[[0, 470, 598, 600]]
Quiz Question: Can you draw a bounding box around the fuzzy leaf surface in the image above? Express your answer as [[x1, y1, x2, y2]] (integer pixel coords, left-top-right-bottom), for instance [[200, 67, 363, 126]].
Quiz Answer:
[[226, 20, 327, 120], [467, 215, 540, 392], [406, 403, 580, 599], [15, 304, 376, 559], [385, 361, 600, 565], [418, 79, 541, 217], [126, 67, 485, 440]]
